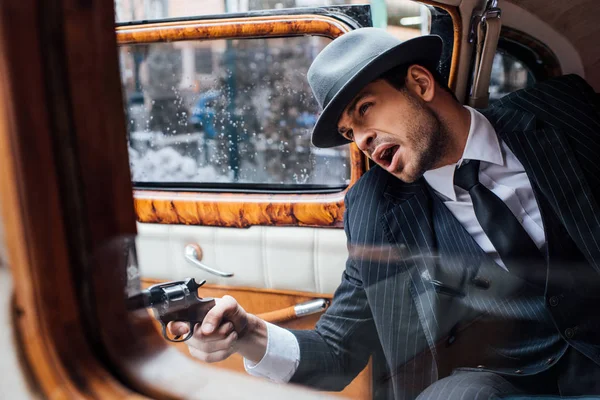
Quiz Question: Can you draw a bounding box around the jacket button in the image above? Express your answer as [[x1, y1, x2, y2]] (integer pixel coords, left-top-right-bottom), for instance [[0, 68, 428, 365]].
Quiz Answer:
[[477, 365, 485, 369], [549, 296, 559, 307], [515, 369, 523, 374], [472, 277, 491, 289], [565, 328, 575, 339], [546, 357, 555, 365]]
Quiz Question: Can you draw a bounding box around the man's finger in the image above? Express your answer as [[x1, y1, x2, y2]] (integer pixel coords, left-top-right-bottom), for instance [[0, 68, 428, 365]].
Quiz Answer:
[[187, 331, 238, 362], [168, 321, 190, 336], [188, 322, 233, 346], [211, 321, 234, 338], [189, 345, 236, 363], [201, 297, 237, 335]]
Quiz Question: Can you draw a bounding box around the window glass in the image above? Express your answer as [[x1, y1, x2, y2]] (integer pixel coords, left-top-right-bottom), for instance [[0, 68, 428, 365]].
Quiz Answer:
[[121, 36, 351, 188], [489, 29, 561, 104], [489, 50, 535, 103]]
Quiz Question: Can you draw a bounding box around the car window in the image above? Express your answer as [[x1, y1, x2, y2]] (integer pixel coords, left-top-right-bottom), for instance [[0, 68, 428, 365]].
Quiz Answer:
[[121, 36, 349, 190], [489, 27, 562, 103], [489, 50, 535, 102]]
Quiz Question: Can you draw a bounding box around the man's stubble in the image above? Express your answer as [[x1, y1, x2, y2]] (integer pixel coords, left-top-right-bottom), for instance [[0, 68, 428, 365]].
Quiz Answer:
[[394, 91, 450, 183]]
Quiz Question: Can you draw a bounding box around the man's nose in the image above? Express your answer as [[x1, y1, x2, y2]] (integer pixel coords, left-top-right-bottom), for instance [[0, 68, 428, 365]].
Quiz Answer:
[[354, 129, 375, 153]]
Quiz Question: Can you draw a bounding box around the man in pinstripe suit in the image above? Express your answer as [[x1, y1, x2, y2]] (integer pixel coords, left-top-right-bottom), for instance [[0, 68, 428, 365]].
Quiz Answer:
[[172, 28, 600, 399]]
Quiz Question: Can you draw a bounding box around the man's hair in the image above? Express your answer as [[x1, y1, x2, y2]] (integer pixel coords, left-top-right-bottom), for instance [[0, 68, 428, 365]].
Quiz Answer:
[[379, 64, 458, 102]]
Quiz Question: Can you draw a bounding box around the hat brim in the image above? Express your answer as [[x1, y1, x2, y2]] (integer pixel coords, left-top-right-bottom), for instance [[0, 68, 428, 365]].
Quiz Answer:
[[310, 35, 444, 148]]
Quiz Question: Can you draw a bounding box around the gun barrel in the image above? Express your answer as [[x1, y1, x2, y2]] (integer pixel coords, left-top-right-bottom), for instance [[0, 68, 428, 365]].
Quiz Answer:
[[125, 278, 207, 313], [126, 291, 151, 311]]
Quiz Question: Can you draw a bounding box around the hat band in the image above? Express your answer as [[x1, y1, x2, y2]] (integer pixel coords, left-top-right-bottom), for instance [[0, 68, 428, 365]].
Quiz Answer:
[[322, 54, 378, 107]]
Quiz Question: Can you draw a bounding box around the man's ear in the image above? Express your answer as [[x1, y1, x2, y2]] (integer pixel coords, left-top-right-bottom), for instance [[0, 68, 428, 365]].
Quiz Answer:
[[405, 65, 435, 102]]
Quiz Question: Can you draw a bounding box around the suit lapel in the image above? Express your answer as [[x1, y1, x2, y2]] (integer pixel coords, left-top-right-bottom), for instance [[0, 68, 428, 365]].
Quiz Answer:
[[380, 177, 488, 358], [381, 177, 486, 271], [380, 177, 436, 286], [482, 107, 600, 273], [429, 187, 486, 281], [380, 178, 442, 353]]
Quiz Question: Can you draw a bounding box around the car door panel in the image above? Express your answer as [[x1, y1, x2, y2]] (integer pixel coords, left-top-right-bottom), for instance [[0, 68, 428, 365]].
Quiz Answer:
[[137, 223, 348, 293]]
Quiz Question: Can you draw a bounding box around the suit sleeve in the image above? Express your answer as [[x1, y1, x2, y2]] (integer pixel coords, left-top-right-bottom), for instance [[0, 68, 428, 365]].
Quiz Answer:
[[287, 203, 378, 391], [567, 74, 600, 117], [567, 75, 600, 196], [555, 75, 600, 195], [524, 74, 600, 195]]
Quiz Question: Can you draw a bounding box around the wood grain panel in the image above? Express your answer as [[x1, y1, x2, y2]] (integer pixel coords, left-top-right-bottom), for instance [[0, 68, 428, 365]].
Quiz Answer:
[[141, 279, 371, 399], [135, 191, 345, 227], [117, 14, 351, 44]]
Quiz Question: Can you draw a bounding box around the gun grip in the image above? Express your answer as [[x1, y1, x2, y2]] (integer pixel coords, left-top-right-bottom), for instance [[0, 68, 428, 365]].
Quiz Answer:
[[188, 298, 216, 327]]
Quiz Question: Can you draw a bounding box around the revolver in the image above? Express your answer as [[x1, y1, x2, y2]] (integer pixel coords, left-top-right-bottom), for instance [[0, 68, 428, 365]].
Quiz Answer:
[[127, 277, 216, 342]]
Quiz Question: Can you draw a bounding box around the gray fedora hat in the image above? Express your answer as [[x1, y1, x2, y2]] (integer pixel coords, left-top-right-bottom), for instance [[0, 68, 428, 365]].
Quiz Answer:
[[308, 28, 443, 148]]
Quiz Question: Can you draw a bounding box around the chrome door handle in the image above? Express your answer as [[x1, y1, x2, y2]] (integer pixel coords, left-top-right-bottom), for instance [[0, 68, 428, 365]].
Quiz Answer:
[[184, 244, 234, 278], [294, 299, 329, 317]]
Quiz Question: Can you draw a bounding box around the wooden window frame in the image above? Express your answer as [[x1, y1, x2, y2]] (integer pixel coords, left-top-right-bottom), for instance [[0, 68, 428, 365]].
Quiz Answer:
[[117, 14, 365, 228]]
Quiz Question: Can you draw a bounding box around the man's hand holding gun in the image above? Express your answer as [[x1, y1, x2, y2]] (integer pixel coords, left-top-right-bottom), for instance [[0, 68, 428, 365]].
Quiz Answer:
[[169, 294, 268, 364], [127, 278, 268, 364]]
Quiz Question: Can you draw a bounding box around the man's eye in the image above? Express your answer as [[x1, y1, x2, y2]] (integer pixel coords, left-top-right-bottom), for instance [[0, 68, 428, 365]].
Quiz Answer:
[[359, 102, 372, 116], [339, 130, 353, 140]]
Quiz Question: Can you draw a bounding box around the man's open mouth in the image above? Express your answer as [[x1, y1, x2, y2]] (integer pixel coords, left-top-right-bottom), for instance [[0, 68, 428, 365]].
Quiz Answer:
[[374, 144, 400, 168]]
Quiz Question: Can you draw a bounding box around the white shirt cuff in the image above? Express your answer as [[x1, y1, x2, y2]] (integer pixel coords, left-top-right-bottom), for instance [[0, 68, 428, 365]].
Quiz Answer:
[[243, 322, 300, 383]]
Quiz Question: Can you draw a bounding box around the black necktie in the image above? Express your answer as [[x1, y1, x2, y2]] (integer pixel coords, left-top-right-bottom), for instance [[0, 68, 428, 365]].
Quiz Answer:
[[454, 160, 543, 266]]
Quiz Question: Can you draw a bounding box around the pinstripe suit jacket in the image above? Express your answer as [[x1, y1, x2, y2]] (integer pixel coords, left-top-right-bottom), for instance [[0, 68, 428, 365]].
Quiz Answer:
[[289, 74, 600, 399]]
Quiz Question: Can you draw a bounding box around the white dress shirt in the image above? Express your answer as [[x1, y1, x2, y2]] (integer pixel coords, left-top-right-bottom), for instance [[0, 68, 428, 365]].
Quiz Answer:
[[244, 106, 546, 381], [243, 321, 300, 382], [423, 106, 545, 268]]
